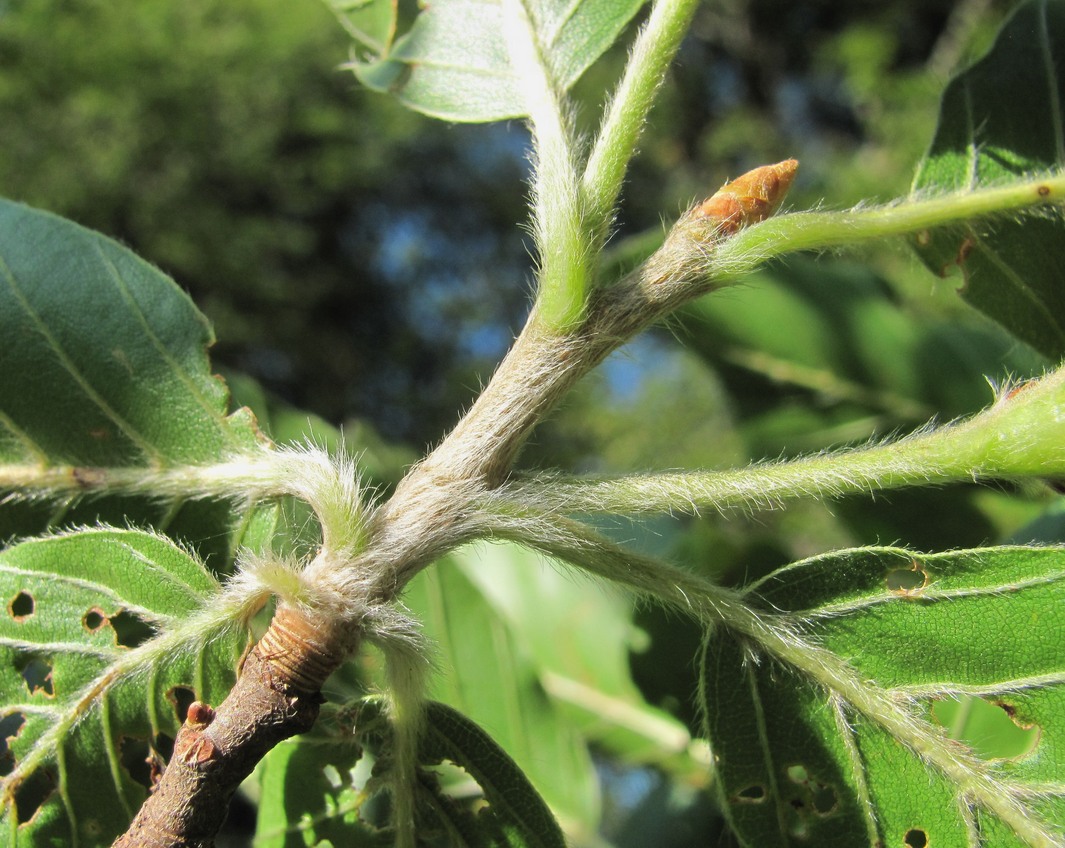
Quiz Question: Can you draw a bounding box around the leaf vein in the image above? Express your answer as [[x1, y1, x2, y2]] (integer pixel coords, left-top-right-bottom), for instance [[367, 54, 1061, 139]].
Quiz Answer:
[[831, 694, 880, 845], [94, 243, 232, 439], [897, 671, 1065, 697], [0, 253, 163, 466], [117, 541, 208, 606], [744, 641, 788, 838], [0, 561, 172, 625], [0, 410, 49, 466], [802, 568, 1065, 617], [55, 733, 78, 848], [100, 693, 134, 820], [0, 636, 117, 658]]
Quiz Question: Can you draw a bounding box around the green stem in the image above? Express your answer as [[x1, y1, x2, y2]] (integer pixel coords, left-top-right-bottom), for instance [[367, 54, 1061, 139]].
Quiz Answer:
[[0, 459, 279, 499], [711, 171, 1065, 277], [501, 0, 588, 329], [581, 0, 703, 235], [494, 366, 1065, 517], [0, 446, 369, 557]]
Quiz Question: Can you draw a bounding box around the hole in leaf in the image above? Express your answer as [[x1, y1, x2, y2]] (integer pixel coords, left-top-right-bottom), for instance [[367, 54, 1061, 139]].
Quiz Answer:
[[932, 696, 1039, 759], [424, 758, 483, 802], [811, 782, 838, 815], [886, 562, 928, 596], [904, 828, 928, 848], [153, 732, 175, 763], [119, 735, 155, 792], [83, 608, 107, 632], [322, 763, 343, 789], [13, 767, 56, 824], [954, 235, 975, 266], [167, 687, 196, 723], [110, 610, 155, 648], [8, 591, 34, 620], [734, 784, 766, 803], [0, 712, 26, 777], [17, 656, 54, 698], [784, 763, 839, 821]]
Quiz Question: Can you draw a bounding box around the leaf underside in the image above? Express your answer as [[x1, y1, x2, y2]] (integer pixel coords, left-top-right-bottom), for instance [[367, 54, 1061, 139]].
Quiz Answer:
[[912, 0, 1065, 358], [703, 545, 1065, 847], [328, 0, 647, 122], [0, 201, 263, 845]]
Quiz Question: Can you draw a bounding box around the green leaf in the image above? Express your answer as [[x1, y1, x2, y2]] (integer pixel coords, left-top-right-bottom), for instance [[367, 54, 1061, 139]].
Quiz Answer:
[[451, 542, 698, 772], [679, 257, 1047, 457], [0, 528, 243, 847], [254, 725, 384, 848], [324, 0, 396, 59], [332, 0, 646, 122], [0, 199, 266, 565], [418, 700, 567, 848], [703, 545, 1065, 847], [402, 552, 601, 836], [912, 0, 1065, 358], [259, 697, 566, 847], [0, 199, 261, 468], [399, 541, 714, 839]]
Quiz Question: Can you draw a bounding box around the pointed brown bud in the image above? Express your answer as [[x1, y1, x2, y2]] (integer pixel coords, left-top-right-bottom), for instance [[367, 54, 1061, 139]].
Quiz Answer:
[[694, 159, 799, 236]]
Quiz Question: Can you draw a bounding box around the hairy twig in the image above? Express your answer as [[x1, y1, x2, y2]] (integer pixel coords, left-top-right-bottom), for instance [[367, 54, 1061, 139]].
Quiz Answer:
[[112, 606, 347, 848]]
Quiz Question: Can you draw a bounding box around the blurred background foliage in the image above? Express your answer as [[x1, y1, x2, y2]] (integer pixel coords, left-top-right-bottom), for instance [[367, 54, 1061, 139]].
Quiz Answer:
[[2, 0, 1060, 844]]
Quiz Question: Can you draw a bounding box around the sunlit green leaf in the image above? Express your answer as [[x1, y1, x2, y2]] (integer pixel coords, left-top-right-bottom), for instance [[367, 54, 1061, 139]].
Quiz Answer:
[[330, 0, 646, 122], [0, 529, 243, 847], [419, 700, 567, 848], [0, 199, 267, 567], [703, 545, 1065, 847], [403, 552, 601, 835], [254, 723, 383, 848], [0, 200, 260, 467], [452, 543, 698, 771], [912, 0, 1065, 358]]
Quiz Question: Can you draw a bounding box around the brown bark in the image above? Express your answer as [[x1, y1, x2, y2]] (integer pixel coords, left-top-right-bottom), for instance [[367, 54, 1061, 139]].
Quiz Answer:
[[112, 605, 348, 848]]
